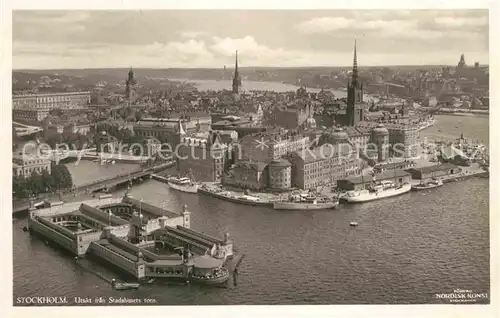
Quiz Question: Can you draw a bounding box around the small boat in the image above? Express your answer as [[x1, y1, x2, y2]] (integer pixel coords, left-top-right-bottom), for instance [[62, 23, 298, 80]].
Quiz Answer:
[[349, 222, 358, 227], [188, 267, 230, 285], [411, 179, 444, 191], [112, 279, 139, 290]]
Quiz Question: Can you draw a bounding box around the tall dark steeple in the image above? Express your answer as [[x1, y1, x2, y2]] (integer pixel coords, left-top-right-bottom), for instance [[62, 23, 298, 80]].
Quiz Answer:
[[351, 39, 359, 88], [232, 51, 241, 95], [125, 67, 137, 104], [458, 54, 466, 69], [346, 39, 364, 126]]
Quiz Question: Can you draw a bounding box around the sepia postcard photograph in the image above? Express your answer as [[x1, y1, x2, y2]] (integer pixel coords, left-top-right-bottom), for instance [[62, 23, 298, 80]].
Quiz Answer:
[[2, 1, 497, 318]]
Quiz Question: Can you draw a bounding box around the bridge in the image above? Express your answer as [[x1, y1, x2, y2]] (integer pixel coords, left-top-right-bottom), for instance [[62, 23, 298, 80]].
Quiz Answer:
[[12, 161, 177, 214], [13, 121, 43, 137], [74, 161, 176, 193]]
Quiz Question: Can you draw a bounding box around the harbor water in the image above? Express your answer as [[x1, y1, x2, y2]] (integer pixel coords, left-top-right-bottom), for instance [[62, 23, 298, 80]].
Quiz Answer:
[[13, 111, 490, 305]]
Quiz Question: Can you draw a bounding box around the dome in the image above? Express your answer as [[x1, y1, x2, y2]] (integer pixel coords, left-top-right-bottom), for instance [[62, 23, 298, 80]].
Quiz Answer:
[[329, 127, 349, 142], [270, 159, 291, 168], [373, 124, 389, 135]]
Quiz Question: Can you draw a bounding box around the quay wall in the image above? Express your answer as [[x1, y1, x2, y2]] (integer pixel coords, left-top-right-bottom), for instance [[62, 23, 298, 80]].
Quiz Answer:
[[28, 218, 77, 255], [36, 217, 76, 240], [88, 242, 139, 278]]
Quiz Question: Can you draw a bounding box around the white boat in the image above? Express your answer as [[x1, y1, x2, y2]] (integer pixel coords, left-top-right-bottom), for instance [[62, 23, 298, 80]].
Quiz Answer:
[[339, 181, 411, 203], [411, 179, 443, 191], [167, 176, 199, 193], [273, 193, 339, 210], [111, 279, 139, 290]]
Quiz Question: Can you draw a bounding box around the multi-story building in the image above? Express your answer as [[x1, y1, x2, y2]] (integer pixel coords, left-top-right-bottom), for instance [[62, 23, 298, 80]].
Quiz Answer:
[[268, 159, 292, 190], [13, 155, 52, 178], [133, 117, 211, 145], [270, 103, 314, 130], [178, 131, 229, 182], [13, 91, 91, 111], [288, 142, 361, 190], [13, 109, 49, 122], [387, 123, 419, 158], [223, 161, 268, 190], [354, 121, 420, 160], [239, 129, 309, 163]]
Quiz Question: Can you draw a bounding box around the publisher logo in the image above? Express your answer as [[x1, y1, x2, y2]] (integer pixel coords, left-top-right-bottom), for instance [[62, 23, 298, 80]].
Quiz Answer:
[[434, 289, 489, 303]]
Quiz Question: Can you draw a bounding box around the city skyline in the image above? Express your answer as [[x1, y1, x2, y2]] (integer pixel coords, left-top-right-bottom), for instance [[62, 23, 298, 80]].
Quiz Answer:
[[13, 10, 489, 70]]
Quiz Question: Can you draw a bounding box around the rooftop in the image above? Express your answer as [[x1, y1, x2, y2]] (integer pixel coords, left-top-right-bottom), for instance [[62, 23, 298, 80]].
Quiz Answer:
[[343, 170, 411, 184], [406, 163, 458, 174], [122, 196, 181, 219], [294, 143, 353, 164]]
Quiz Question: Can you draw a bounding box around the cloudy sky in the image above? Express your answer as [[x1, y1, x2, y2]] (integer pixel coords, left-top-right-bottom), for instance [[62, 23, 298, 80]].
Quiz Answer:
[[12, 10, 489, 69]]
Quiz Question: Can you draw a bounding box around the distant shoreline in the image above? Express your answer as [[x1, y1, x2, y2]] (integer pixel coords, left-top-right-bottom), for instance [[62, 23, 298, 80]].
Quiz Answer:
[[436, 111, 489, 117]]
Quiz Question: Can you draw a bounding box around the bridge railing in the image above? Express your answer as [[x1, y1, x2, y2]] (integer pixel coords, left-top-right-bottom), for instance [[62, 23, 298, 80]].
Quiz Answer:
[[76, 169, 152, 189]]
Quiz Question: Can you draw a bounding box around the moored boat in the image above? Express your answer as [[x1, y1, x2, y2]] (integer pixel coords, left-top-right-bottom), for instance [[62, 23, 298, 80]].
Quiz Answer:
[[273, 193, 339, 210], [197, 187, 272, 207], [339, 181, 411, 203], [111, 279, 140, 290], [167, 176, 199, 194], [411, 178, 443, 191], [189, 267, 230, 285]]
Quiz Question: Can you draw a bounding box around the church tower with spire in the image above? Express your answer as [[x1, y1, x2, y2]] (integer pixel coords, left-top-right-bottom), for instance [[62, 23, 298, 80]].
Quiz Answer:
[[232, 51, 242, 96], [346, 40, 364, 126], [125, 67, 137, 105]]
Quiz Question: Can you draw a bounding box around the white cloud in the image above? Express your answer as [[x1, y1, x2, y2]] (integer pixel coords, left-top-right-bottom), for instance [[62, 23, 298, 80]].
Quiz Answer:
[[433, 16, 488, 27], [178, 31, 209, 39], [296, 17, 354, 33], [15, 11, 91, 24], [13, 35, 489, 70]]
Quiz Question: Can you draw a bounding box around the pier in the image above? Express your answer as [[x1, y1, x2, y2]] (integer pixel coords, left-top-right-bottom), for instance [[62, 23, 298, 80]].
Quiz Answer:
[[225, 253, 246, 287]]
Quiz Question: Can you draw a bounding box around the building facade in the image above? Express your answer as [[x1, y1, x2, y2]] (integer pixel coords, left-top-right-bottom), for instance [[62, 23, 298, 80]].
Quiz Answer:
[[178, 131, 229, 182], [337, 170, 412, 191], [387, 124, 420, 158], [13, 91, 91, 112], [289, 142, 361, 190], [13, 155, 52, 178], [268, 159, 292, 190], [239, 130, 310, 163], [223, 161, 268, 190], [13, 109, 49, 122]]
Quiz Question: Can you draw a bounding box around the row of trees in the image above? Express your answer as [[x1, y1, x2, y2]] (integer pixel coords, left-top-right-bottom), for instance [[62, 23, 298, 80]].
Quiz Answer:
[[13, 164, 73, 199]]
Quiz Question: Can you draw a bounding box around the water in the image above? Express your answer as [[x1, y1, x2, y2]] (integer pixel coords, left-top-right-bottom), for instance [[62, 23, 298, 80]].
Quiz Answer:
[[65, 161, 142, 188], [12, 106, 490, 305], [420, 114, 489, 144], [170, 78, 380, 101]]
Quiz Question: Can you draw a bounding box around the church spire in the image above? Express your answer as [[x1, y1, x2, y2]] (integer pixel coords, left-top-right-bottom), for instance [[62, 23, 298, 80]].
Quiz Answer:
[[352, 39, 359, 85], [232, 50, 241, 94], [235, 50, 239, 75]]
